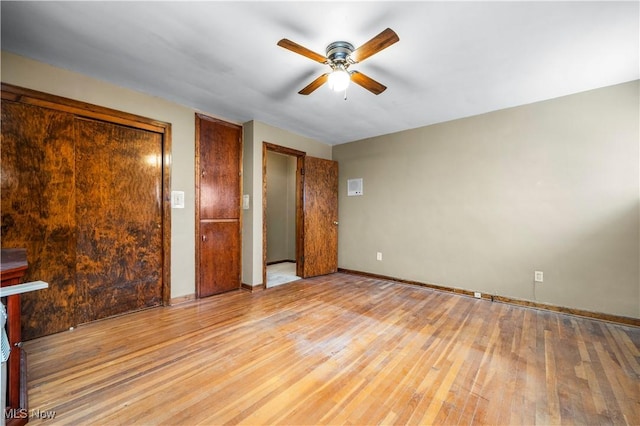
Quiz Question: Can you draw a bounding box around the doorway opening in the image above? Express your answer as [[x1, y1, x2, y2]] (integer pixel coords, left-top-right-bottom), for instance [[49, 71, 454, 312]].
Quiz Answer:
[[266, 261, 298, 287], [263, 143, 305, 288]]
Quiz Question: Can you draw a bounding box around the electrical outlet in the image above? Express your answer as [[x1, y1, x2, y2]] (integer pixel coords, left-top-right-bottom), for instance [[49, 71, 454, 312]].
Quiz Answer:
[[474, 292, 482, 299], [534, 271, 544, 282], [376, 252, 382, 261]]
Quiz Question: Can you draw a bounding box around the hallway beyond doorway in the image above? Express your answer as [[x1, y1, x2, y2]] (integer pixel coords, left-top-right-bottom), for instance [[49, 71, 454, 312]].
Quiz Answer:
[[266, 261, 300, 288]]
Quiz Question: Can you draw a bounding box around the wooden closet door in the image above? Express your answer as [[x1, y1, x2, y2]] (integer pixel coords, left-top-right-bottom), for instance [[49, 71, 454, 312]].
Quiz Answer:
[[0, 101, 79, 339], [196, 114, 242, 297], [1, 98, 166, 338], [75, 118, 163, 321]]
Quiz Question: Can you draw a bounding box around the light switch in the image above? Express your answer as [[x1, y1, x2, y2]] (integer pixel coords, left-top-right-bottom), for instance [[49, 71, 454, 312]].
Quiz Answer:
[[171, 191, 185, 209], [242, 194, 250, 210]]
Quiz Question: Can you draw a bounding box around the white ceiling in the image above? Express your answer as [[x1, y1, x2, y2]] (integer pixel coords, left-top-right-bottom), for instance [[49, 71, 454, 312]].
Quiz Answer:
[[1, 1, 638, 146]]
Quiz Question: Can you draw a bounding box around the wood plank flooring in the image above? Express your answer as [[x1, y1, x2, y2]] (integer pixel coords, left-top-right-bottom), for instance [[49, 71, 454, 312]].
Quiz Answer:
[[21, 273, 640, 425]]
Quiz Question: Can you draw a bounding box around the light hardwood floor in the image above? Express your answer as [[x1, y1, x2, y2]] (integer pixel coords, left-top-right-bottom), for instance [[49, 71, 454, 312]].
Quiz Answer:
[[22, 273, 640, 425]]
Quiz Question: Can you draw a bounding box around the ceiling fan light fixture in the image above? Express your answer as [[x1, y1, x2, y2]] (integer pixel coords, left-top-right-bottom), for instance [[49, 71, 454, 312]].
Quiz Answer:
[[278, 28, 398, 96], [328, 68, 350, 92]]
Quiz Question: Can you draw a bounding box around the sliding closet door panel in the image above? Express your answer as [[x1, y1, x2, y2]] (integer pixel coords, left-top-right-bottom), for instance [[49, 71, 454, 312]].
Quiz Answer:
[[75, 118, 163, 322], [0, 101, 78, 339]]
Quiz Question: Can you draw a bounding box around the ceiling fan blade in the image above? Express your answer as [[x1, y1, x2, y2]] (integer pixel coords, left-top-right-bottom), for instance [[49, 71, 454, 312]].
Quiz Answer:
[[299, 73, 329, 95], [350, 71, 387, 95], [277, 39, 327, 64], [350, 28, 399, 63]]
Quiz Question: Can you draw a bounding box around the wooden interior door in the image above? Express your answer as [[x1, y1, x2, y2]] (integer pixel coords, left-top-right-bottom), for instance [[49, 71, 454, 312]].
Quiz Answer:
[[196, 114, 242, 297], [302, 156, 339, 277]]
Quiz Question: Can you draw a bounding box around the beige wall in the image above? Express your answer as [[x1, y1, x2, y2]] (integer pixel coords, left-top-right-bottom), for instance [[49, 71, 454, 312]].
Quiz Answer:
[[333, 80, 639, 318], [242, 121, 332, 286]]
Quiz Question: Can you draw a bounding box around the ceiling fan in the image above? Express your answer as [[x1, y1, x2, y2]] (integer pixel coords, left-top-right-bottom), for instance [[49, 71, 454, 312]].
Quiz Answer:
[[277, 28, 399, 96]]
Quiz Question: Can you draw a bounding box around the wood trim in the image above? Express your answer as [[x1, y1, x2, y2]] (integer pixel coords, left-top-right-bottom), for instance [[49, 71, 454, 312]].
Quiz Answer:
[[161, 124, 172, 306], [262, 142, 306, 288], [195, 112, 242, 129], [241, 283, 266, 292], [2, 84, 172, 309], [170, 294, 196, 305], [338, 268, 640, 327], [262, 144, 268, 288], [263, 142, 306, 158], [1, 83, 169, 133], [194, 115, 202, 298], [266, 260, 296, 266], [238, 128, 244, 292], [295, 156, 304, 278]]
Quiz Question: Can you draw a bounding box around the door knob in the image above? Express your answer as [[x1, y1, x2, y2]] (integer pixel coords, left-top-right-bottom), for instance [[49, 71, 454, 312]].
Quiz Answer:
[[333, 221, 339, 225]]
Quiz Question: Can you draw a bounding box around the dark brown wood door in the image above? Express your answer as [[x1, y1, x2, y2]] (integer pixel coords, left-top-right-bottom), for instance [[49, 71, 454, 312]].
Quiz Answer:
[[199, 221, 241, 295], [302, 156, 339, 277], [197, 114, 242, 297], [1, 101, 79, 338], [75, 118, 163, 321], [199, 118, 241, 220]]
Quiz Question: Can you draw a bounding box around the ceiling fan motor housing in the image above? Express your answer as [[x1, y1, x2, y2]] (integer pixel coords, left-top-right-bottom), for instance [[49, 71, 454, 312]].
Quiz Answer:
[[326, 41, 355, 67]]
